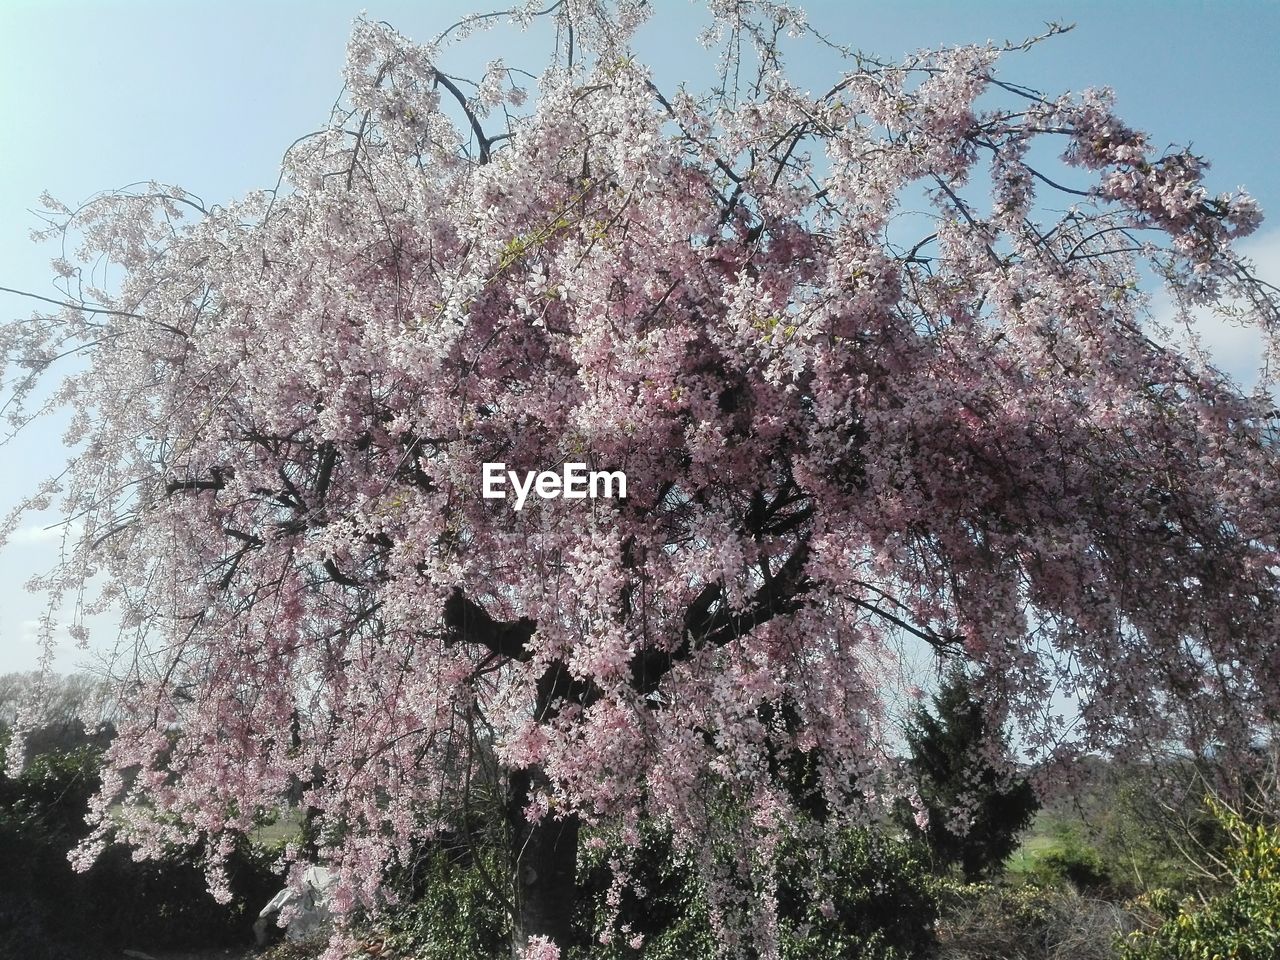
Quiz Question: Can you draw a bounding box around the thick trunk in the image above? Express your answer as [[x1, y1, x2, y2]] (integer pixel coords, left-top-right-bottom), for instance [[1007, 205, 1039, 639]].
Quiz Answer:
[[441, 595, 585, 953], [507, 766, 580, 957]]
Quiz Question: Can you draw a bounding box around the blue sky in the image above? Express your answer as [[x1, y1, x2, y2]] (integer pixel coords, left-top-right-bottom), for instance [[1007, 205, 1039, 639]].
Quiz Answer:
[[1, 0, 1277, 673]]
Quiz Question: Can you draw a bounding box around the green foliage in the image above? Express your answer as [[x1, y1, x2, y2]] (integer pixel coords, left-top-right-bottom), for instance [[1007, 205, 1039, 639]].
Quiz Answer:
[[257, 942, 326, 960], [1087, 762, 1232, 896], [776, 828, 940, 960], [1027, 825, 1113, 893], [1120, 800, 1280, 960], [575, 823, 940, 960], [0, 736, 102, 841], [0, 729, 279, 957], [380, 840, 509, 960], [573, 823, 717, 960], [0, 734, 110, 960], [902, 670, 1040, 881]]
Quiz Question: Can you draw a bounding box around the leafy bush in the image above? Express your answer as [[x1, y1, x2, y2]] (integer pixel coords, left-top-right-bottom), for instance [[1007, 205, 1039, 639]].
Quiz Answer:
[[257, 940, 328, 960], [1028, 830, 1113, 893], [575, 824, 940, 960], [0, 737, 112, 959], [1087, 761, 1233, 896], [0, 729, 279, 956], [1120, 800, 1280, 960], [574, 823, 718, 960], [379, 841, 509, 960], [777, 828, 940, 960]]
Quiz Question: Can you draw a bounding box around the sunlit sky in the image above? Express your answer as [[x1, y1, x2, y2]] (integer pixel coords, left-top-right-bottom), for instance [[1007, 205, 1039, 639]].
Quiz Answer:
[[1, 0, 1277, 674]]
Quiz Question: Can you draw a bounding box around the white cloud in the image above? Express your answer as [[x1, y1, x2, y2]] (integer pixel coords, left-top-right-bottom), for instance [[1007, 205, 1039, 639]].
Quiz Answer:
[[7, 523, 76, 546], [18, 618, 73, 647], [1150, 229, 1280, 392]]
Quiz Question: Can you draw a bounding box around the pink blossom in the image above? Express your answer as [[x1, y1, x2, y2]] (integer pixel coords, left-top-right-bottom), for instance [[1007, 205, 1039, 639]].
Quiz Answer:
[[521, 935, 561, 960]]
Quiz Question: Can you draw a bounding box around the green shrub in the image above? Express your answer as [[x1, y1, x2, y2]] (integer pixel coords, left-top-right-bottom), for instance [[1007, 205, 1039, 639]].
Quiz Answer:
[[574, 824, 940, 960], [380, 840, 509, 960], [0, 730, 278, 956], [257, 940, 327, 960], [1119, 800, 1280, 960], [573, 823, 717, 960], [902, 670, 1039, 881], [1089, 763, 1233, 896], [0, 736, 111, 959], [777, 828, 940, 960], [1029, 833, 1112, 893]]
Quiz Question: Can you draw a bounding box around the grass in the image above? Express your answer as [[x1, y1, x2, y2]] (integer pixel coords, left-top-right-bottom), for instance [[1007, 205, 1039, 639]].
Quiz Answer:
[[1007, 832, 1058, 876], [106, 801, 304, 851], [251, 807, 304, 848]]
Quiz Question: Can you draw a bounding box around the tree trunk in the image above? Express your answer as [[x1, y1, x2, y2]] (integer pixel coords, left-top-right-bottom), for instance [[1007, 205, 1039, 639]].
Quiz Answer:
[[507, 765, 580, 957]]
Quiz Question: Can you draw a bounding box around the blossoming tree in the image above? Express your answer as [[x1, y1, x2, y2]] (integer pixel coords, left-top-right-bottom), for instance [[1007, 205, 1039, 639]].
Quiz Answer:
[[3, 2, 1279, 956]]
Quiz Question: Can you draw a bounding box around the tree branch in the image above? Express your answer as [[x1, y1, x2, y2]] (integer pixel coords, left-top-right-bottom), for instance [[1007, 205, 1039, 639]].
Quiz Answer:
[[443, 587, 535, 661]]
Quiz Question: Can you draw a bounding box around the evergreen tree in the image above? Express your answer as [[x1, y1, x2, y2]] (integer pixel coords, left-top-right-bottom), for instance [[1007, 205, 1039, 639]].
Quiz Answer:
[[904, 671, 1039, 881]]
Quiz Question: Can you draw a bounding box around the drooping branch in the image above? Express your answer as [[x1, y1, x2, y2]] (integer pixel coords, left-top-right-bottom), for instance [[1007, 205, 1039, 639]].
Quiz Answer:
[[433, 70, 498, 164]]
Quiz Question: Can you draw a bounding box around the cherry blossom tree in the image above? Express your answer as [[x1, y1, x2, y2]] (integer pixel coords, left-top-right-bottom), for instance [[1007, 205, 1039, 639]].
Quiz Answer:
[[3, 2, 1279, 957]]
